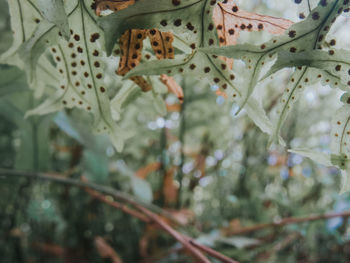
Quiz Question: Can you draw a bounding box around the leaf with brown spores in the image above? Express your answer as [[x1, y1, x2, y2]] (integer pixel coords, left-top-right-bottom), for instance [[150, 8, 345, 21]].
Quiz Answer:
[[213, 0, 293, 68], [147, 29, 175, 60], [117, 29, 147, 76]]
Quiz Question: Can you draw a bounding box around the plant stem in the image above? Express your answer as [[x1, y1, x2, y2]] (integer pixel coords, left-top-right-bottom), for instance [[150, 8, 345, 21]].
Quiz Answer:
[[227, 210, 350, 236], [0, 168, 239, 263]]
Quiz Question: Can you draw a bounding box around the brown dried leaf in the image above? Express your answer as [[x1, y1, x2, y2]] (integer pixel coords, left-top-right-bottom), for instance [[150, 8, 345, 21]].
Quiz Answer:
[[117, 29, 152, 91], [160, 74, 184, 103], [95, 236, 123, 263], [135, 162, 161, 179], [94, 0, 135, 16], [117, 29, 147, 76], [129, 76, 152, 92], [213, 0, 293, 68], [147, 29, 175, 60], [163, 167, 178, 206]]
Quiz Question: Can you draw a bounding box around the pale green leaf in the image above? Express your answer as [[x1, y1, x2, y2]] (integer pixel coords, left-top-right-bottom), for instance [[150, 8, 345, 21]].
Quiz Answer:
[[17, 0, 127, 151], [288, 148, 333, 167], [37, 0, 70, 39]]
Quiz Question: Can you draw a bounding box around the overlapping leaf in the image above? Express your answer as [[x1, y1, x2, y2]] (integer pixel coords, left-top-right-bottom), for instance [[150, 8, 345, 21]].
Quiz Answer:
[[100, 0, 274, 134], [202, 0, 350, 143]]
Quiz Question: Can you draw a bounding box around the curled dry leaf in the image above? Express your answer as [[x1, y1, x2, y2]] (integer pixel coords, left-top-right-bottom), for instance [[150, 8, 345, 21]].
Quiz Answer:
[[95, 236, 123, 263], [94, 0, 135, 16], [213, 0, 293, 68], [160, 74, 184, 103]]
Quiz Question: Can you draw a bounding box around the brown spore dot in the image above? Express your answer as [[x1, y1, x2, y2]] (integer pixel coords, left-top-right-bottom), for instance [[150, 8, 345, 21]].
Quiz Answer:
[[81, 60, 85, 66], [72, 71, 77, 75], [84, 72, 89, 77], [232, 6, 238, 12], [329, 50, 335, 55], [288, 30, 296, 38], [312, 12, 320, 20], [71, 53, 76, 58], [221, 64, 226, 70], [172, 0, 181, 5], [96, 73, 102, 79], [214, 78, 220, 83], [335, 65, 341, 71], [208, 23, 214, 30], [258, 23, 263, 30], [330, 39, 336, 46], [190, 64, 196, 70], [71, 62, 77, 67], [160, 20, 167, 26], [90, 33, 100, 42], [100, 87, 105, 93], [174, 19, 182, 26], [186, 23, 194, 30], [190, 43, 196, 49], [77, 47, 83, 53], [290, 47, 296, 53], [74, 34, 80, 41], [230, 74, 235, 80], [228, 29, 235, 35], [68, 43, 74, 48], [204, 67, 211, 73], [75, 81, 80, 86], [93, 50, 99, 56]]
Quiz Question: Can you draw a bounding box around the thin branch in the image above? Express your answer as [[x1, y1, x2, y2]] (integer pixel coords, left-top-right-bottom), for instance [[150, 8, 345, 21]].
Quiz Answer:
[[1, 169, 238, 263], [84, 186, 151, 223], [0, 168, 181, 225], [85, 178, 237, 263], [227, 211, 350, 236], [134, 204, 211, 263]]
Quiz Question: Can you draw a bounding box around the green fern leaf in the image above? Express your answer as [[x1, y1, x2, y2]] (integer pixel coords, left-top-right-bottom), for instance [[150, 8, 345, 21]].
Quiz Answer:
[[11, 0, 127, 151]]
